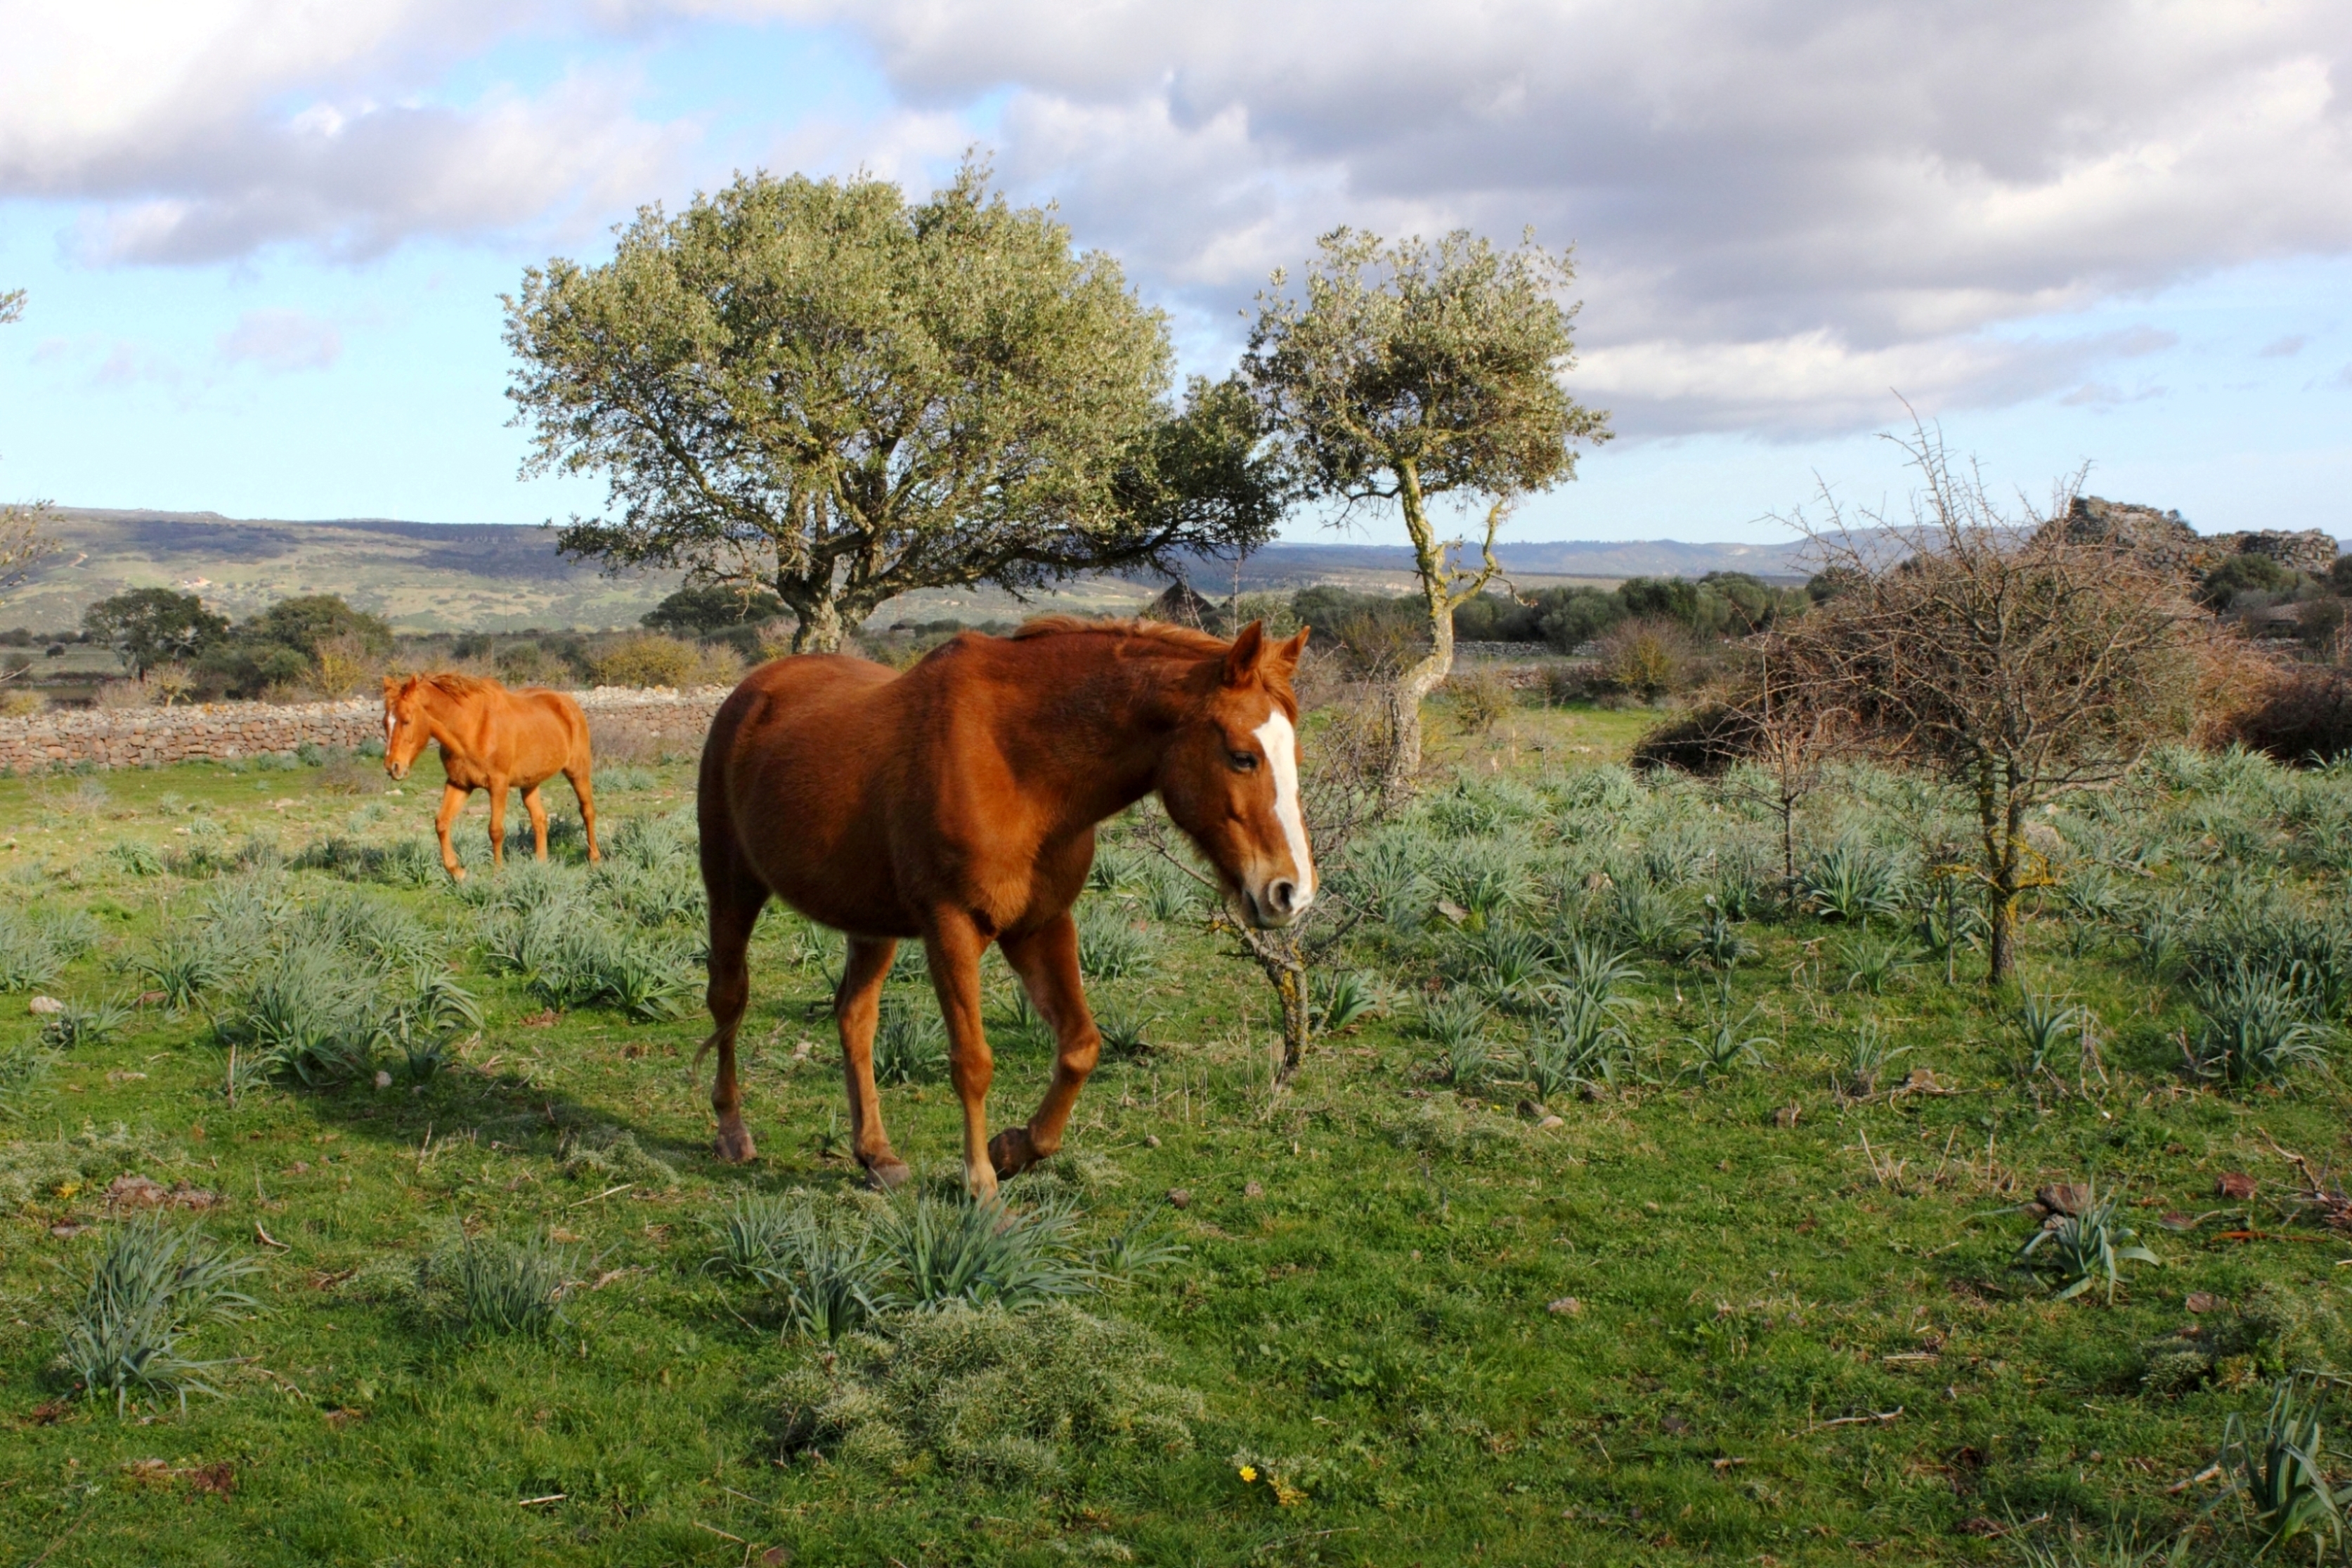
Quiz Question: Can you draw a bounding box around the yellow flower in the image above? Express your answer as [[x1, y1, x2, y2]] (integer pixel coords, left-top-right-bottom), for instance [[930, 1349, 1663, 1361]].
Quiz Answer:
[[1237, 1465, 1258, 1483]]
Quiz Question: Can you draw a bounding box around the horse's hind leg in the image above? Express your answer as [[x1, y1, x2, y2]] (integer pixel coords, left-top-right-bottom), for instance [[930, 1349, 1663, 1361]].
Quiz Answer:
[[521, 784, 550, 862], [837, 936, 909, 1189], [568, 766, 601, 863], [702, 852, 769, 1163], [992, 912, 1100, 1180]]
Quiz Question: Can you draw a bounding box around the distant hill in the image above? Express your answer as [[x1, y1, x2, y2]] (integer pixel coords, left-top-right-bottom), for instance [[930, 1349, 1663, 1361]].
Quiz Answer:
[[6, 507, 1827, 633]]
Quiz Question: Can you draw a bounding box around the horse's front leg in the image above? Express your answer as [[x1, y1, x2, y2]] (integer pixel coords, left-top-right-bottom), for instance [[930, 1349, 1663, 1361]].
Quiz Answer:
[[992, 911, 1100, 1180], [486, 776, 510, 867], [923, 911, 999, 1202], [434, 785, 469, 880]]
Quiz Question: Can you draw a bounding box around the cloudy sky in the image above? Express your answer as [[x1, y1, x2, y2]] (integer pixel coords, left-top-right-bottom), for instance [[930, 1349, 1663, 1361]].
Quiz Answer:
[[2, 0, 2348, 545]]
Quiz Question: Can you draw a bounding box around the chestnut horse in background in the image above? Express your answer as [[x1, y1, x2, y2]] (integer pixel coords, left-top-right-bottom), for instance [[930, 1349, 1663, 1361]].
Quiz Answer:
[[382, 673, 602, 879], [699, 618, 1315, 1199]]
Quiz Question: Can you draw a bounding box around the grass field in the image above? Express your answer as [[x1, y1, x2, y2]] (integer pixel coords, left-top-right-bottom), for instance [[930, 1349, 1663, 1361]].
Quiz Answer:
[[0, 695, 2348, 1567]]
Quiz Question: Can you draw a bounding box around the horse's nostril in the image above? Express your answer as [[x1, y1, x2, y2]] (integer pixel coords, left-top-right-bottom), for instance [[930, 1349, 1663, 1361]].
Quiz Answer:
[[1269, 879, 1297, 914]]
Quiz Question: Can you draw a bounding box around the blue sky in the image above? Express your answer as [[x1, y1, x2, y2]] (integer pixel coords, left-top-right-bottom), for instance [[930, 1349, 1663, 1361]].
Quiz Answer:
[[3, 3, 2349, 547]]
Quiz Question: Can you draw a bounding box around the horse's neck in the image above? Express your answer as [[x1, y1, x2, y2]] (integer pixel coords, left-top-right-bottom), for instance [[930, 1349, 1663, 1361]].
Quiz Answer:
[[417, 688, 479, 757], [1012, 641, 1190, 825]]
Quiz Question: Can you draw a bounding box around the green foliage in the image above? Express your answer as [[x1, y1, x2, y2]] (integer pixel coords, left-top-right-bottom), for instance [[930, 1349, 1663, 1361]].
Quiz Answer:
[[1838, 1017, 1909, 1098], [1836, 928, 1912, 993], [2012, 984, 2092, 1078], [1525, 988, 1636, 1096], [512, 161, 1266, 653], [1678, 994, 1772, 1083], [1310, 969, 1379, 1033], [774, 1301, 1204, 1484], [0, 908, 65, 991], [0, 1040, 56, 1114], [1601, 881, 1688, 957], [81, 587, 230, 679], [38, 993, 134, 1051], [641, 582, 788, 636], [60, 1213, 259, 1414], [2017, 1183, 2159, 1302]]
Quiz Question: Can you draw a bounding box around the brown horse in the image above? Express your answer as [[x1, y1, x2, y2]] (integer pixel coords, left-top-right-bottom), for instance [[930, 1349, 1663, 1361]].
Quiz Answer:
[[382, 673, 602, 879], [699, 617, 1314, 1198]]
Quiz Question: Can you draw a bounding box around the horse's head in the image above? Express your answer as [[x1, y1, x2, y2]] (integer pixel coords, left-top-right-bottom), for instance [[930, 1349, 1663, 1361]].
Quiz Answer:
[[381, 675, 430, 780], [1157, 621, 1316, 929]]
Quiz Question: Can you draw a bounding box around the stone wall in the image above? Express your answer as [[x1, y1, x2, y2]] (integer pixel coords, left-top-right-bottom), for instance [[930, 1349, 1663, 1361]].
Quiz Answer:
[[0, 687, 732, 773]]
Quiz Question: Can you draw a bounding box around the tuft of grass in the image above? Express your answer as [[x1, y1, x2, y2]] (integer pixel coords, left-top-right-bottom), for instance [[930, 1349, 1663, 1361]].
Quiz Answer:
[[39, 993, 136, 1051], [2016, 1182, 2158, 1303], [708, 1196, 885, 1341], [1523, 988, 1635, 1097], [1417, 988, 1492, 1050], [1601, 882, 1688, 958], [2214, 1379, 2351, 1561], [1836, 928, 1913, 993], [1685, 906, 1755, 972], [774, 1300, 1204, 1484], [2188, 963, 2333, 1091], [426, 1231, 577, 1338], [1459, 925, 1554, 1012], [871, 1195, 1095, 1312], [1838, 1017, 1910, 1099], [0, 1040, 58, 1115], [1074, 903, 1153, 980], [128, 923, 228, 1011], [1678, 993, 1772, 1084], [872, 999, 949, 1086], [1095, 1007, 1155, 1061], [1310, 969, 1379, 1033], [1800, 837, 1903, 925], [0, 909, 65, 992], [60, 1213, 259, 1414]]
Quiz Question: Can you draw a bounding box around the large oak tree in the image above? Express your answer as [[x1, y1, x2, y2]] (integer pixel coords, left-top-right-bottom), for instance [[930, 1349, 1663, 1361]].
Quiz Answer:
[[506, 164, 1280, 651]]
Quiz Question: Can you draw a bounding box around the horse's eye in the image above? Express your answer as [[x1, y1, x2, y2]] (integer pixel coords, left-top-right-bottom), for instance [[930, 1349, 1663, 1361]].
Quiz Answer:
[[1228, 750, 1259, 772]]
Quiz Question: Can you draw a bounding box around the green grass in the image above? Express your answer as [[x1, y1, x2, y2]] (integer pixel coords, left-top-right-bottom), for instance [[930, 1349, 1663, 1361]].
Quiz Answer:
[[0, 702, 2348, 1565]]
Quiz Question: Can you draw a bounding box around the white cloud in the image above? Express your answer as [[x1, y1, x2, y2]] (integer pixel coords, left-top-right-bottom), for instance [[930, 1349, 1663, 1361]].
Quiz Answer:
[[0, 1, 686, 261], [726, 0, 2352, 436], [218, 308, 342, 372]]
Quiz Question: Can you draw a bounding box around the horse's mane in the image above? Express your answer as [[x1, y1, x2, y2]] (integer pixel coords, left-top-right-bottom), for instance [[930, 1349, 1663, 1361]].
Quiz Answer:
[[416, 671, 502, 698], [1007, 615, 1228, 658]]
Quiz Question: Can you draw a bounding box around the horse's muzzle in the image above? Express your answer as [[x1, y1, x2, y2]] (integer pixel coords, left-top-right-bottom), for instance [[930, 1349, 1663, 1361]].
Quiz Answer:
[[1244, 877, 1311, 929]]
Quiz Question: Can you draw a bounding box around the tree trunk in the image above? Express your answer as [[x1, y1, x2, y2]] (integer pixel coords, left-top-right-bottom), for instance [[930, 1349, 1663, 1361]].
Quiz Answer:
[[786, 592, 845, 654], [1244, 930, 1311, 1084], [1381, 465, 1455, 802], [1979, 758, 2023, 985]]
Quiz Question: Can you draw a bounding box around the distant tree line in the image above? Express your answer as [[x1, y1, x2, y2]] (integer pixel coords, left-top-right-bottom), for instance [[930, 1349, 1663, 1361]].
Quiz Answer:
[[72, 589, 392, 700]]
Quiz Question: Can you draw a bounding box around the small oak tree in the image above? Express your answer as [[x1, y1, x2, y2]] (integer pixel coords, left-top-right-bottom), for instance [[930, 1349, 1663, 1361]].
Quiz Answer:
[[506, 164, 1280, 652], [1245, 228, 1609, 795], [1786, 422, 2197, 983]]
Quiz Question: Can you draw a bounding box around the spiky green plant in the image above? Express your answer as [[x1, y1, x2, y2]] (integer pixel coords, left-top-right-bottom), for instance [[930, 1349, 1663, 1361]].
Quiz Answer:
[[60, 1213, 259, 1414], [873, 1000, 949, 1085], [1430, 836, 1531, 927], [1800, 837, 1903, 925], [432, 1231, 576, 1338], [1311, 969, 1379, 1033], [2013, 984, 2092, 1079], [1677, 995, 1772, 1084], [38, 993, 136, 1051], [1602, 882, 1689, 958], [1684, 906, 1754, 972], [1091, 1211, 1189, 1279], [128, 925, 227, 1011], [1523, 988, 1635, 1097], [1074, 903, 1153, 980], [2215, 1380, 2351, 1563], [2189, 964, 2333, 1091], [1554, 934, 1642, 1007], [707, 1197, 885, 1340], [1838, 1017, 1910, 1098], [1334, 835, 1427, 927], [871, 1195, 1094, 1312], [1837, 929, 1912, 994], [1460, 925, 1554, 1011], [1417, 988, 1491, 1050], [0, 910, 63, 992], [1095, 1007, 1155, 1061], [2016, 1183, 2158, 1302]]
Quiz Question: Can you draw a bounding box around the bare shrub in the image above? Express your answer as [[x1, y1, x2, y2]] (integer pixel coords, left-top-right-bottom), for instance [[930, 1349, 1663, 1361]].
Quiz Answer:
[[93, 679, 155, 710], [1444, 665, 1514, 733], [1594, 616, 1699, 701], [1782, 419, 2198, 981], [311, 632, 384, 699]]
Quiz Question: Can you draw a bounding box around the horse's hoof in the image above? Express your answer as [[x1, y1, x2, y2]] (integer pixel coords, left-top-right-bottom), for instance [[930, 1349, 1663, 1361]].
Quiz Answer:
[[714, 1125, 758, 1163], [449, 868, 467, 882], [987, 1128, 1041, 1180], [863, 1157, 911, 1192]]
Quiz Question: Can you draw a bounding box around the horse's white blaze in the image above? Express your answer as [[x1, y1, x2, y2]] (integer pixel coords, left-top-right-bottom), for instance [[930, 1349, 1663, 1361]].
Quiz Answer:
[[384, 711, 396, 740], [1252, 710, 1313, 903]]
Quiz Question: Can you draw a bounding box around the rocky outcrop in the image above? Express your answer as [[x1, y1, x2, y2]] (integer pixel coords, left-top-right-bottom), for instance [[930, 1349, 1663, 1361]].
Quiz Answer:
[[2052, 497, 2337, 580]]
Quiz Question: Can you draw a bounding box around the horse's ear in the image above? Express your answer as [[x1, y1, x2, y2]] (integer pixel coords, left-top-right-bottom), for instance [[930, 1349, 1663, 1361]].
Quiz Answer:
[[381, 675, 402, 698], [1264, 627, 1309, 685], [1222, 620, 1267, 686]]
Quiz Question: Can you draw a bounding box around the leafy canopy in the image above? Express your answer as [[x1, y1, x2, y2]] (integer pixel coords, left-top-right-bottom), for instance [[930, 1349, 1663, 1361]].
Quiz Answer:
[[83, 589, 230, 679], [506, 162, 1280, 652]]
